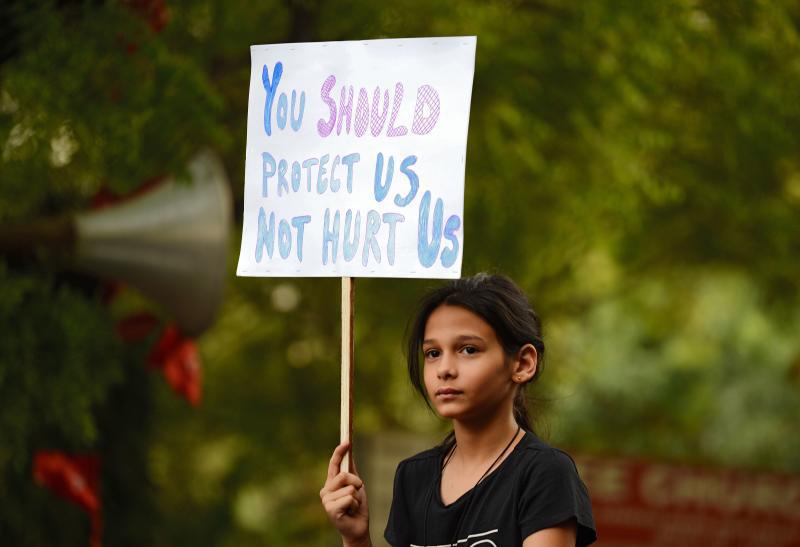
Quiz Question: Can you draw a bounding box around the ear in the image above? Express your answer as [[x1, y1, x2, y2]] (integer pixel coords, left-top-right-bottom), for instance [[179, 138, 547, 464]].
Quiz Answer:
[[511, 343, 538, 384]]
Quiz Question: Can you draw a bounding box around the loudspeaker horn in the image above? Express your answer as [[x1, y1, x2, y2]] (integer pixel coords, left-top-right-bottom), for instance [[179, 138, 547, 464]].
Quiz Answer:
[[0, 150, 232, 336]]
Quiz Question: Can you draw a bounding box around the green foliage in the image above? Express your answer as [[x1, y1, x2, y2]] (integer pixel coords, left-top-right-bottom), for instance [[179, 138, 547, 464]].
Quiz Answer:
[[0, 265, 125, 467], [0, 264, 127, 544], [549, 269, 800, 469], [0, 1, 224, 220]]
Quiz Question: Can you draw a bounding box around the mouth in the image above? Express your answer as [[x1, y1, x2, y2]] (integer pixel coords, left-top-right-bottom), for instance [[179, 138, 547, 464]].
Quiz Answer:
[[435, 388, 463, 398]]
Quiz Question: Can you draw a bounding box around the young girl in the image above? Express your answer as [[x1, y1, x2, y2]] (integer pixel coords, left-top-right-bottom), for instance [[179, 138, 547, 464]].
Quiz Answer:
[[320, 273, 596, 546]]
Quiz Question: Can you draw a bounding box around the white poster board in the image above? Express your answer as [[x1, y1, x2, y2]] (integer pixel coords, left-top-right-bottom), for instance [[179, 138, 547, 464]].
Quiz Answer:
[[237, 37, 476, 279]]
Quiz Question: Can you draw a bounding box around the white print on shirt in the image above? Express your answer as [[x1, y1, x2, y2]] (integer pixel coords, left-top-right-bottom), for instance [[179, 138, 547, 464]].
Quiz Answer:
[[410, 528, 500, 547]]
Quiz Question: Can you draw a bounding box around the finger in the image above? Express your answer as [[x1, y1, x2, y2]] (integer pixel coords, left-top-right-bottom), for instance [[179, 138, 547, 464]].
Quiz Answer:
[[326, 471, 363, 492], [323, 484, 360, 505], [325, 496, 360, 518], [322, 474, 363, 501], [328, 494, 360, 519], [327, 442, 350, 480]]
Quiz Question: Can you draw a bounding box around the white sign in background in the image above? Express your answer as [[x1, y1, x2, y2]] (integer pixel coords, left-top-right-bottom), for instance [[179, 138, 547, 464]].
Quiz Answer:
[[237, 37, 476, 278]]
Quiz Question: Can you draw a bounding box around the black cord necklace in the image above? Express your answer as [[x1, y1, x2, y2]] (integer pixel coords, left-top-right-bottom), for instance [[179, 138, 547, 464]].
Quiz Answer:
[[423, 425, 521, 546]]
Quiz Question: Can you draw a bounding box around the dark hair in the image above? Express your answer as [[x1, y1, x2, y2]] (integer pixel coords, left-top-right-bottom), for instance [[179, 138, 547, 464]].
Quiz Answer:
[[406, 272, 545, 441]]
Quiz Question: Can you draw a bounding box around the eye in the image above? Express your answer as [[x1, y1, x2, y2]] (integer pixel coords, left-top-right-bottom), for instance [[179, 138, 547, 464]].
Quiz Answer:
[[424, 348, 441, 359], [460, 345, 479, 355]]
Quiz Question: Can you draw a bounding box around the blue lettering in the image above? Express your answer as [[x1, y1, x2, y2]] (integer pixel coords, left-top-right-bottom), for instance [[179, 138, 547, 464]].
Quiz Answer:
[[441, 215, 460, 268], [330, 155, 341, 193], [278, 219, 292, 259], [417, 191, 443, 268], [322, 208, 340, 264], [292, 215, 311, 261], [382, 213, 404, 266], [290, 90, 305, 131], [277, 93, 288, 130], [291, 161, 301, 192], [343, 210, 361, 262], [317, 154, 330, 194], [395, 155, 418, 207], [362, 210, 382, 266], [277, 159, 289, 196], [255, 208, 275, 262], [302, 157, 319, 192], [262, 62, 283, 136], [261, 152, 276, 197], [374, 153, 394, 202], [342, 153, 360, 193]]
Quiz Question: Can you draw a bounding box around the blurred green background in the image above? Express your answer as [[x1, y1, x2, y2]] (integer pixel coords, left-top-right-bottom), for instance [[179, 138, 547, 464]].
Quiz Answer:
[[1, 0, 799, 545]]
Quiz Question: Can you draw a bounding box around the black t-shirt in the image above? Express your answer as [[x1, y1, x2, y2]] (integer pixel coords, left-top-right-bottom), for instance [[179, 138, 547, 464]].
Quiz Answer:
[[384, 431, 596, 546]]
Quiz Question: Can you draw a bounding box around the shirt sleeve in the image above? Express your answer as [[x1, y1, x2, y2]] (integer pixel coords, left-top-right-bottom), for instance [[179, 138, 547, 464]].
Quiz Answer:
[[518, 448, 597, 546]]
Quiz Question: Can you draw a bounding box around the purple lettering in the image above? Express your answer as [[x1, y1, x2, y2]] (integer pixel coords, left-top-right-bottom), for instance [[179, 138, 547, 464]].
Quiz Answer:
[[371, 86, 389, 137], [354, 88, 369, 137], [387, 82, 408, 137], [337, 85, 354, 135], [317, 75, 337, 137], [412, 84, 440, 135]]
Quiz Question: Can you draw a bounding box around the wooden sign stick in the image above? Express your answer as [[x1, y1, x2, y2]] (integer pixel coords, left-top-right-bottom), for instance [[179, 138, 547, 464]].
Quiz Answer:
[[341, 276, 355, 473]]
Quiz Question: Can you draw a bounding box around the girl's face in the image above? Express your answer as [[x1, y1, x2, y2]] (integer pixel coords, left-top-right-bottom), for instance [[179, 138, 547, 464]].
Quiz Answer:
[[422, 305, 517, 424]]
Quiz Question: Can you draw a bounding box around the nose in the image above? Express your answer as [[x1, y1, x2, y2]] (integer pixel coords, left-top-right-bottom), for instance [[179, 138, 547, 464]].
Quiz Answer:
[[436, 352, 457, 380]]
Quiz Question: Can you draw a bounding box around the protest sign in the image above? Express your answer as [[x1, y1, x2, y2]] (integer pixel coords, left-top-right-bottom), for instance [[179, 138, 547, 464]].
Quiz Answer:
[[237, 37, 476, 279], [237, 36, 476, 472]]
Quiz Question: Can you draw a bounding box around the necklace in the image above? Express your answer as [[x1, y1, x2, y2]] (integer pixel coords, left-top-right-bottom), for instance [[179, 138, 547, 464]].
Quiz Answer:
[[442, 424, 521, 490], [423, 425, 522, 546]]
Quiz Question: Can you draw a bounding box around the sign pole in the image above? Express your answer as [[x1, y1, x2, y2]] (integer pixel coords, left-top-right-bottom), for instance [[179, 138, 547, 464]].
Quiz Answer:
[[340, 276, 355, 473]]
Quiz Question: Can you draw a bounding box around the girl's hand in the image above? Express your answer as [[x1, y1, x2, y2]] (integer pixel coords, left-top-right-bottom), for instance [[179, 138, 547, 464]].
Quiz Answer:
[[320, 442, 371, 546]]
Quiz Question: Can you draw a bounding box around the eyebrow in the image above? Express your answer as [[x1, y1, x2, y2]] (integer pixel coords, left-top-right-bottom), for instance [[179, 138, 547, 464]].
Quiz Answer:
[[422, 334, 486, 346]]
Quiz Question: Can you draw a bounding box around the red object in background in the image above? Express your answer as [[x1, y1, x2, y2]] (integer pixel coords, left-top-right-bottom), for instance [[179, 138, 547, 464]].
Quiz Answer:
[[33, 452, 102, 547], [114, 311, 204, 406], [122, 0, 169, 32], [574, 454, 800, 547], [148, 324, 202, 406], [116, 311, 160, 342], [93, 168, 206, 407]]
